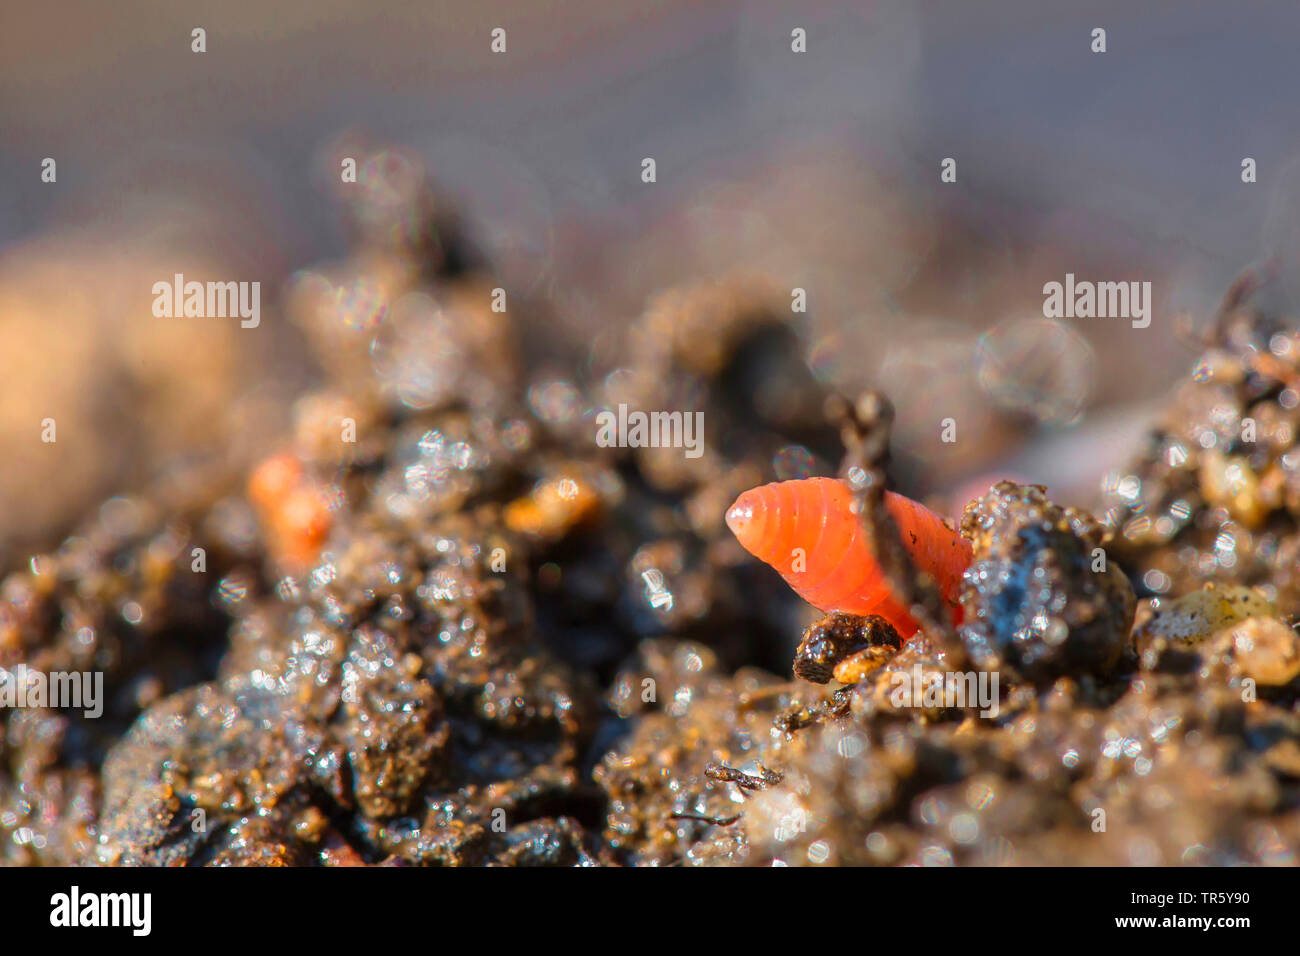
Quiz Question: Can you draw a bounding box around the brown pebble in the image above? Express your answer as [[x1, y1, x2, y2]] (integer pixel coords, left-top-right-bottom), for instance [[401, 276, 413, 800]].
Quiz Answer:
[[793, 612, 901, 684], [504, 470, 602, 540], [1219, 617, 1300, 687], [1135, 584, 1277, 654]]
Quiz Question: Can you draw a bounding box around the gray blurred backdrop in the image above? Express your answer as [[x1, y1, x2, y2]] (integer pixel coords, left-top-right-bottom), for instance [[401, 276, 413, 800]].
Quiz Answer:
[[2, 0, 1299, 556]]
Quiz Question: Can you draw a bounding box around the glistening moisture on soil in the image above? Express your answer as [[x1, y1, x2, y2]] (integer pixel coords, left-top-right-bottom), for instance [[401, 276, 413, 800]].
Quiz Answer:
[[2, 146, 1300, 866]]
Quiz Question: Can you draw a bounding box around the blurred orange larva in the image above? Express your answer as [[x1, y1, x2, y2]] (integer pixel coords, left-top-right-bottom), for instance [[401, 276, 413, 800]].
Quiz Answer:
[[725, 477, 971, 638], [248, 452, 304, 516], [248, 451, 334, 570]]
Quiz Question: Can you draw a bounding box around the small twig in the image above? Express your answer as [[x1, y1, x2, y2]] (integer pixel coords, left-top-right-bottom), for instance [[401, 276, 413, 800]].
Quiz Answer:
[[669, 811, 742, 827], [704, 761, 783, 791]]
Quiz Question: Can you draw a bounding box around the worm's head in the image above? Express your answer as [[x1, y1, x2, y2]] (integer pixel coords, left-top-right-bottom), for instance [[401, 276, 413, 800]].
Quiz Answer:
[[725, 489, 765, 557]]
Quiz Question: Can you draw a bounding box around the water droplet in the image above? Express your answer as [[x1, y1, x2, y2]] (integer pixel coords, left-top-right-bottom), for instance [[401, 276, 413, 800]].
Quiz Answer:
[[772, 444, 814, 480], [976, 318, 1093, 425]]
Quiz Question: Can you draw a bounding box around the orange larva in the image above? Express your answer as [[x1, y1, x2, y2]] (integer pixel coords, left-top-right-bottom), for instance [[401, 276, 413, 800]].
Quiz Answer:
[[248, 452, 305, 515], [725, 477, 972, 638], [247, 451, 334, 569]]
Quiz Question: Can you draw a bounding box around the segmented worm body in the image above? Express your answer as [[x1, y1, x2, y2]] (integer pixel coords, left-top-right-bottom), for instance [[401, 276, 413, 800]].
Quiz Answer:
[[725, 477, 971, 637]]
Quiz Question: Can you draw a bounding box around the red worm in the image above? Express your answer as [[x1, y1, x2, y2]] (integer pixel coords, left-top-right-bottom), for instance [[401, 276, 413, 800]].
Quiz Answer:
[[725, 477, 971, 637]]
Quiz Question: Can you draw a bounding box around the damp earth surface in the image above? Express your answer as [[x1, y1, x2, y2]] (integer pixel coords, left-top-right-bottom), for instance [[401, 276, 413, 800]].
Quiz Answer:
[[3, 149, 1300, 866]]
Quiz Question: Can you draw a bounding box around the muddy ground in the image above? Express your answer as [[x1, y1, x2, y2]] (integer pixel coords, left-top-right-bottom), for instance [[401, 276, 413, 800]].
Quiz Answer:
[[2, 148, 1299, 866]]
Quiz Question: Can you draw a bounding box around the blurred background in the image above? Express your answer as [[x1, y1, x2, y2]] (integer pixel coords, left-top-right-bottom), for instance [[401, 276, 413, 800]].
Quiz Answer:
[[3, 0, 1300, 565]]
